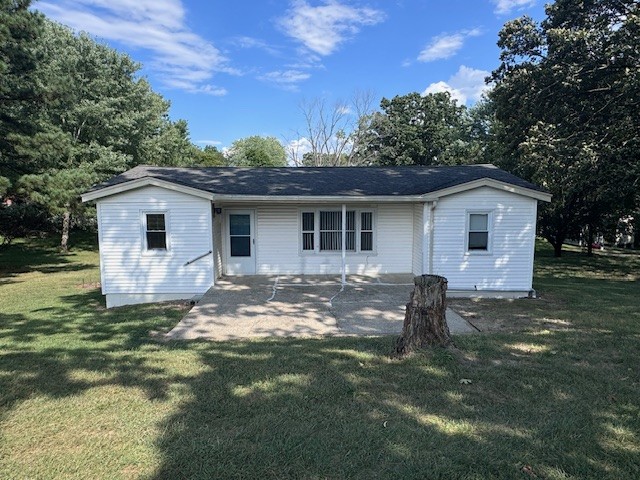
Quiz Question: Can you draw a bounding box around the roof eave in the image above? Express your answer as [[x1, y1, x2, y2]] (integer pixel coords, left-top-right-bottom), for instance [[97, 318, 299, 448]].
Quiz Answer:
[[81, 177, 215, 202], [422, 178, 552, 202]]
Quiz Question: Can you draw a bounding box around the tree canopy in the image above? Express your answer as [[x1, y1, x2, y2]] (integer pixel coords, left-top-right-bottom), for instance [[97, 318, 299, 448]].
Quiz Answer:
[[489, 0, 640, 256], [226, 136, 287, 167], [355, 92, 481, 166], [0, 12, 200, 250]]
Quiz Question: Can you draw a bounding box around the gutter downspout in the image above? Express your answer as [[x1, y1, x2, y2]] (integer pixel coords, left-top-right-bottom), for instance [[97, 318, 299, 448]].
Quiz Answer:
[[341, 203, 347, 286]]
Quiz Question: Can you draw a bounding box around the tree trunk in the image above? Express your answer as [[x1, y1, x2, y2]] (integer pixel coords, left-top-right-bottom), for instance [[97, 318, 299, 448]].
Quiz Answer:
[[60, 210, 70, 253], [586, 224, 594, 257], [552, 240, 563, 257], [394, 275, 452, 357]]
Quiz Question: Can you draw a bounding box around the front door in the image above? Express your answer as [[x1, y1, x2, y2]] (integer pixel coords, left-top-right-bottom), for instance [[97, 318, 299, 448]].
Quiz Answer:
[[225, 211, 256, 274]]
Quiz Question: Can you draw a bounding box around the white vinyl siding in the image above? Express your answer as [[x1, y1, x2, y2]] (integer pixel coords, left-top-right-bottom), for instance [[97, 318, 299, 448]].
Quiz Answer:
[[240, 204, 413, 275], [431, 187, 537, 291], [97, 186, 213, 295]]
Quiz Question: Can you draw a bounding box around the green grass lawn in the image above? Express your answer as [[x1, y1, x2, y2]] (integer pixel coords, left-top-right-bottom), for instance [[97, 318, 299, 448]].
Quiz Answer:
[[1, 237, 639, 479]]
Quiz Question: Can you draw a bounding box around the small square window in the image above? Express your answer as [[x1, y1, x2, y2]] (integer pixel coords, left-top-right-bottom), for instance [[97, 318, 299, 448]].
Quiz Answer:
[[146, 213, 167, 250], [468, 213, 489, 251]]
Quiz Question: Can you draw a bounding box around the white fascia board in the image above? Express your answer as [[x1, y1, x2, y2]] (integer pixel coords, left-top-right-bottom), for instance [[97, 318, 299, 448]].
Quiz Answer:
[[81, 178, 215, 202], [209, 194, 425, 203], [421, 179, 552, 202]]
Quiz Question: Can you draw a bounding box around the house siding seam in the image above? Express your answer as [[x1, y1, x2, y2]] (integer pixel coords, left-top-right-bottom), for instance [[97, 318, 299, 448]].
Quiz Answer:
[[98, 186, 214, 295], [431, 187, 536, 291]]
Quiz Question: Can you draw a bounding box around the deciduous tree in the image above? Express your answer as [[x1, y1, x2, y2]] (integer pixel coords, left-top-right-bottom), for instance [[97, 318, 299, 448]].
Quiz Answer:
[[227, 136, 286, 167], [490, 0, 640, 256], [355, 92, 475, 166]]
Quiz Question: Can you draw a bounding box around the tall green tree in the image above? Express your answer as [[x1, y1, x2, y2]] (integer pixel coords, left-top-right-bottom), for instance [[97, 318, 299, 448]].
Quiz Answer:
[[17, 21, 193, 250], [355, 92, 475, 166], [194, 145, 228, 166], [226, 136, 287, 167], [490, 0, 640, 256], [0, 0, 44, 191]]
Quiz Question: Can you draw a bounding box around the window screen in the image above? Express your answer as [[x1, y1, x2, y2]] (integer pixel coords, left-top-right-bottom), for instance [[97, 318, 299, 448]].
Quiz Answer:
[[302, 212, 315, 251], [319, 211, 356, 251], [146, 213, 167, 250], [320, 211, 341, 251], [229, 214, 251, 257], [360, 212, 373, 251], [468, 213, 489, 250]]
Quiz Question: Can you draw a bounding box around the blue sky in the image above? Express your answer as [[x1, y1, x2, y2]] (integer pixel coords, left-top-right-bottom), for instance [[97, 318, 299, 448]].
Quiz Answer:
[[36, 0, 545, 151]]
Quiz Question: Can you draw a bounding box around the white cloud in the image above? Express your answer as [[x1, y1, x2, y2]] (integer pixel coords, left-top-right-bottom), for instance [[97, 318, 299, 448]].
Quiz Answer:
[[231, 36, 281, 56], [417, 28, 481, 62], [286, 137, 313, 165], [492, 0, 537, 15], [423, 65, 490, 105], [258, 70, 311, 91], [279, 0, 385, 56], [195, 140, 223, 146], [37, 0, 234, 94]]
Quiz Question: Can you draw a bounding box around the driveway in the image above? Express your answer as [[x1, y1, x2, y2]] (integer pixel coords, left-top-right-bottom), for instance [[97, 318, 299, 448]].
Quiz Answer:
[[166, 275, 477, 341]]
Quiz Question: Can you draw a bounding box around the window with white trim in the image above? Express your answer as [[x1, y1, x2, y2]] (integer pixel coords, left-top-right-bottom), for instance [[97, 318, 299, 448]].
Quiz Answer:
[[360, 212, 373, 251], [301, 209, 374, 253], [302, 212, 315, 251], [467, 213, 489, 251], [145, 213, 167, 250]]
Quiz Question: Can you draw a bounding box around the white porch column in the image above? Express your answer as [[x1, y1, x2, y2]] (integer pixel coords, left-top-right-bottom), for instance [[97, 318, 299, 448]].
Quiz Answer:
[[423, 201, 438, 275], [341, 203, 347, 285]]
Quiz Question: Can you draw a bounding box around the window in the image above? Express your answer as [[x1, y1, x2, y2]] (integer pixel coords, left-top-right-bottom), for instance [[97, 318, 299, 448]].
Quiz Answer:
[[229, 214, 251, 257], [145, 213, 167, 250], [302, 212, 315, 251], [468, 213, 489, 251], [302, 209, 373, 253], [360, 212, 373, 251]]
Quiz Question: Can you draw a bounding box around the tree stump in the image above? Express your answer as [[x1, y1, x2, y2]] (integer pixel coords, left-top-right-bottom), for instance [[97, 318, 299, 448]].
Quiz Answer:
[[394, 275, 452, 356]]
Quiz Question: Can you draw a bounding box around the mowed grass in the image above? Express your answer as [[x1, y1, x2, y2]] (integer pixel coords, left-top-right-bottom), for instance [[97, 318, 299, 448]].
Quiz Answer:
[[1, 237, 639, 479]]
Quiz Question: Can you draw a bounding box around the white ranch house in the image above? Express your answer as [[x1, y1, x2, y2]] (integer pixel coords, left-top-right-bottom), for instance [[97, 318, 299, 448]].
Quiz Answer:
[[82, 165, 551, 308]]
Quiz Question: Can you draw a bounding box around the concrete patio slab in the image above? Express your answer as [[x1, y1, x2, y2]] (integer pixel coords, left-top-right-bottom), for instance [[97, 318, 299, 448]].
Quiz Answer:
[[166, 275, 477, 341]]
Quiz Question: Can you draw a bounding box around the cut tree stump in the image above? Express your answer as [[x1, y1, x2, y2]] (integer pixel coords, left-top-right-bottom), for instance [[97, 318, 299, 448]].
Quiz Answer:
[[394, 274, 452, 356]]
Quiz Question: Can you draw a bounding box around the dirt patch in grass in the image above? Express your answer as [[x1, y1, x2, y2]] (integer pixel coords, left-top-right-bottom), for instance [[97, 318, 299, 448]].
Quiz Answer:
[[448, 293, 572, 334]]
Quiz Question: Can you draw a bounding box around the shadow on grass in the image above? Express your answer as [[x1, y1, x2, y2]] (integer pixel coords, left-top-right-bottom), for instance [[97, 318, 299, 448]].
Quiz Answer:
[[0, 237, 95, 285], [0, 289, 189, 413], [149, 329, 640, 479], [1, 239, 639, 478]]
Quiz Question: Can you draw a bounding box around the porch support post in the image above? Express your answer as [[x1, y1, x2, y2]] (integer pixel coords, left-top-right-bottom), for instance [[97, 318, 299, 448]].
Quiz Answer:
[[341, 203, 346, 286], [428, 200, 438, 274], [422, 202, 429, 274], [422, 201, 438, 275]]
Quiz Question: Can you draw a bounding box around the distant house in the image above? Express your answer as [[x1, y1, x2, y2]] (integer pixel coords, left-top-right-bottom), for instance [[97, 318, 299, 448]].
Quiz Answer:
[[82, 165, 551, 308]]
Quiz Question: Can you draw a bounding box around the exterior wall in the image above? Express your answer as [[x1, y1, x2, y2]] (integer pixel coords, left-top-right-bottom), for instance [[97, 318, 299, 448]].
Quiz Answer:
[[97, 186, 214, 306], [412, 203, 423, 275], [219, 203, 415, 275], [431, 187, 537, 292]]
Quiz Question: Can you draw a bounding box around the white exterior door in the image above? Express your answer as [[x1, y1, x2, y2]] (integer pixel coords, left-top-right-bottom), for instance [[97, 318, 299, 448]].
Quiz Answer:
[[225, 210, 256, 274]]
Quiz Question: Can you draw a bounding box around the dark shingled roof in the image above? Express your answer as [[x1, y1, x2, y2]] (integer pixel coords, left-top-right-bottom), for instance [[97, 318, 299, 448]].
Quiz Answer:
[[88, 164, 547, 197]]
